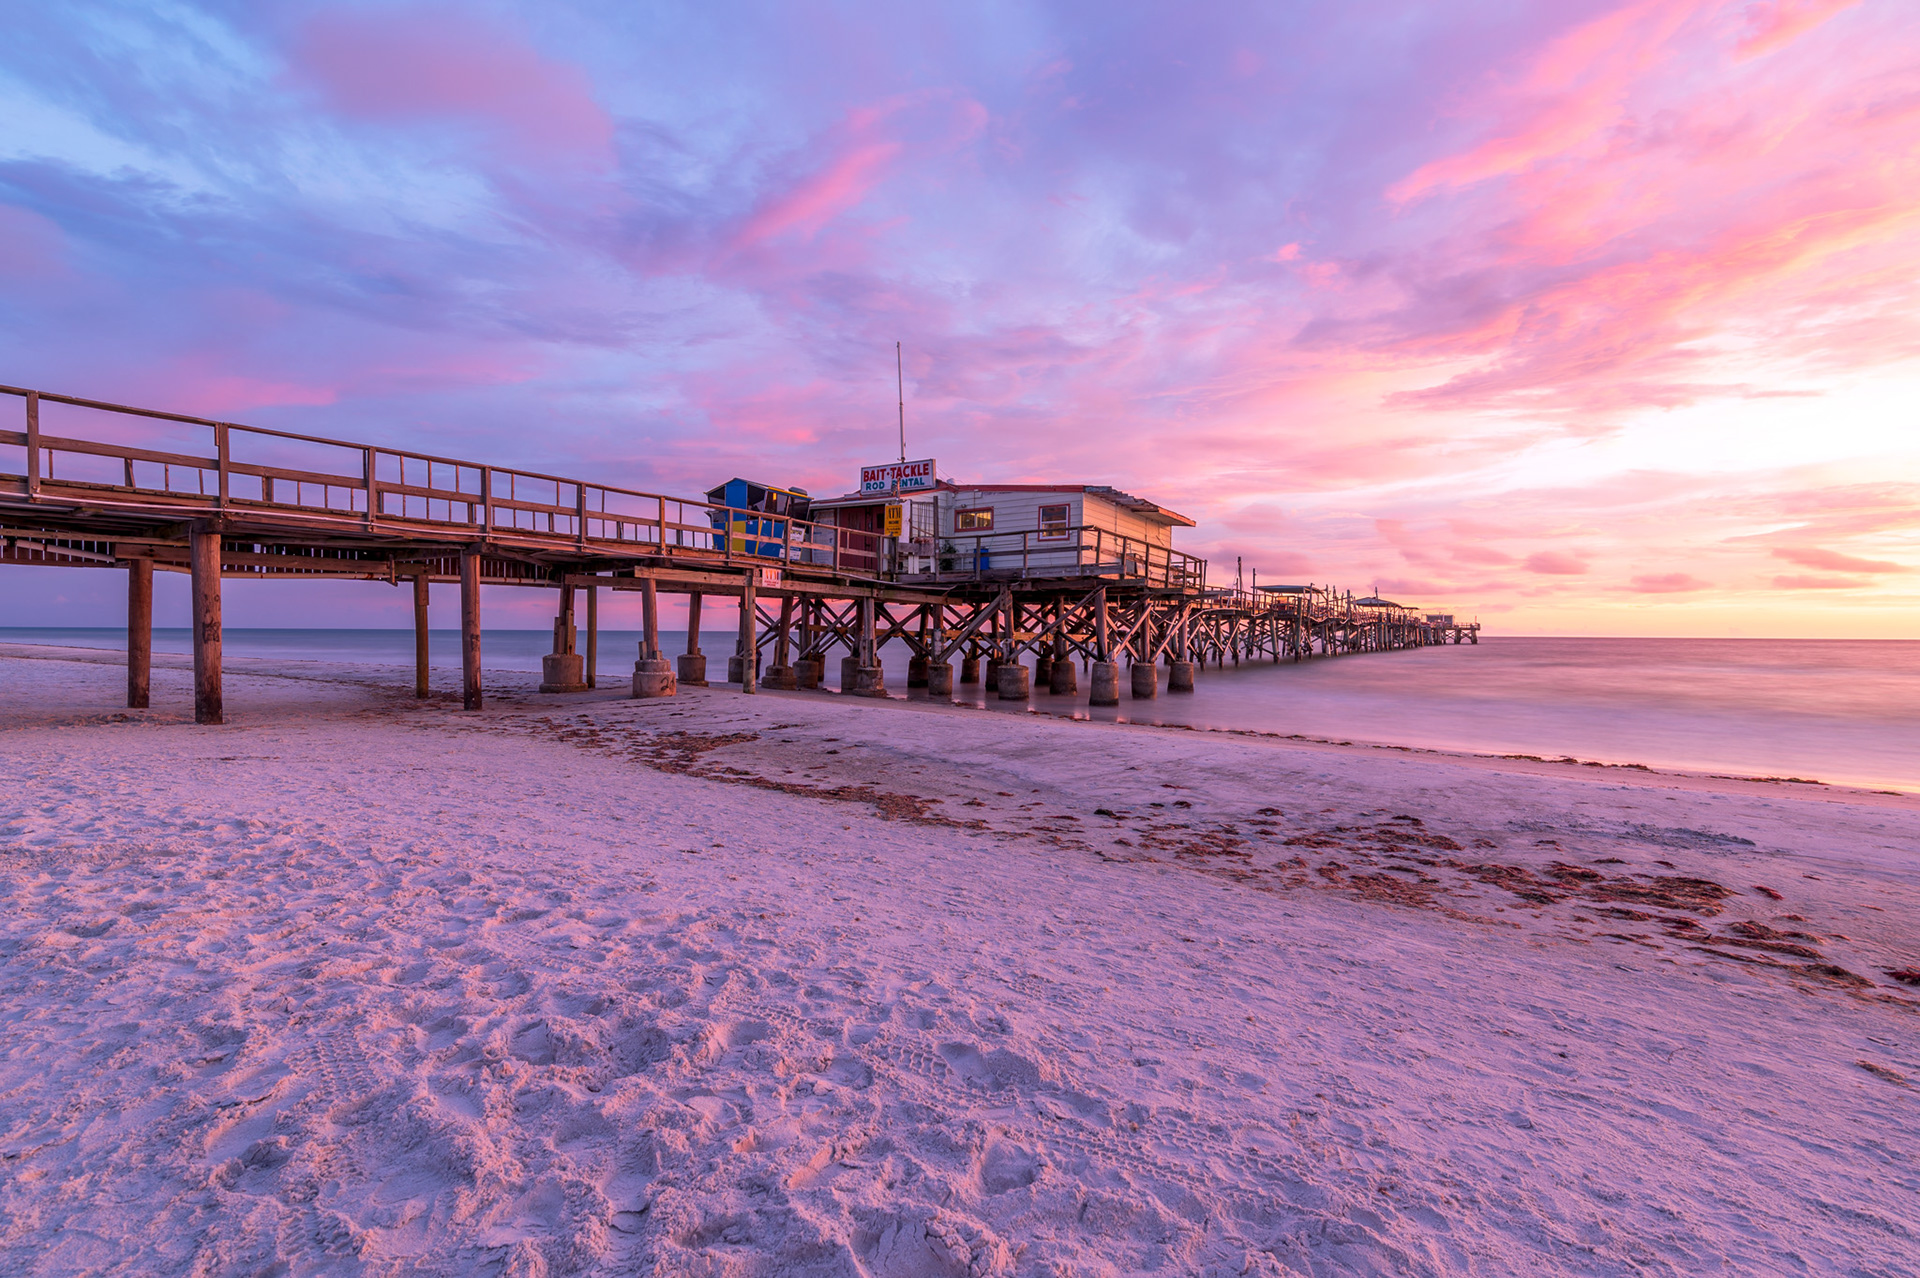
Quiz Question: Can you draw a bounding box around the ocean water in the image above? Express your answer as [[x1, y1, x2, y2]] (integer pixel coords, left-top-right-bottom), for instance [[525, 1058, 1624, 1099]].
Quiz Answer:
[[5, 629, 1916, 793]]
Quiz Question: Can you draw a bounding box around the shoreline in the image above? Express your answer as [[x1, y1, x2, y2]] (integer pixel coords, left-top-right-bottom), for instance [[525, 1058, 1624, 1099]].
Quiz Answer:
[[2, 651, 1917, 1273], [7, 638, 1916, 803]]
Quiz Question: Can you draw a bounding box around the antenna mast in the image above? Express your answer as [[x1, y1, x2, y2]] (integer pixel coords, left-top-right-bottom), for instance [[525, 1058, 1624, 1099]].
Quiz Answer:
[[896, 341, 906, 465]]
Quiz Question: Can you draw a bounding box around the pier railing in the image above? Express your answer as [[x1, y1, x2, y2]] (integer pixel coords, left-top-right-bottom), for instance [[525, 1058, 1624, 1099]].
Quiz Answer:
[[2, 385, 912, 581], [1197, 586, 1431, 629], [1, 384, 1212, 592], [895, 525, 1205, 590]]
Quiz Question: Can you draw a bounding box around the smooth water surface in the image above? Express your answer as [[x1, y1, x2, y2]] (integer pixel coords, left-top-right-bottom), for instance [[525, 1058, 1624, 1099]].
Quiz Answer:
[[5, 629, 1915, 792]]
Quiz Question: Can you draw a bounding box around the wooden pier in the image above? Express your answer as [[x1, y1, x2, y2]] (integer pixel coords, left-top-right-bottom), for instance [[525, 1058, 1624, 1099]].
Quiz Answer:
[[0, 383, 1477, 723]]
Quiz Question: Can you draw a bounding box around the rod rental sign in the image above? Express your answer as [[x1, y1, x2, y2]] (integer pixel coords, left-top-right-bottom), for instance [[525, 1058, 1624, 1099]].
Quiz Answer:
[[860, 459, 937, 494]]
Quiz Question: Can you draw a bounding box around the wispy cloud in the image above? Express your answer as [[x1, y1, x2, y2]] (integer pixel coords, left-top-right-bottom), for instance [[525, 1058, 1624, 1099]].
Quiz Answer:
[[1771, 546, 1904, 573]]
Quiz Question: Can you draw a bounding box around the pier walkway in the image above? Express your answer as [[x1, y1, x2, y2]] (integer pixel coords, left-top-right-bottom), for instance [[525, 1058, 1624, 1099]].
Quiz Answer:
[[1, 383, 1476, 722]]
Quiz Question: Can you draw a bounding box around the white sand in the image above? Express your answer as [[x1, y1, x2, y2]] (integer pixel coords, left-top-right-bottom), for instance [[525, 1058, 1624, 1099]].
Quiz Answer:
[[1, 646, 1916, 1277]]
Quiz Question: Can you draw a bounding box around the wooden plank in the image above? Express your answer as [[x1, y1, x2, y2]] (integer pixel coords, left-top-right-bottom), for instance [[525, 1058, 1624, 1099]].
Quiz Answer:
[[27, 432, 218, 471]]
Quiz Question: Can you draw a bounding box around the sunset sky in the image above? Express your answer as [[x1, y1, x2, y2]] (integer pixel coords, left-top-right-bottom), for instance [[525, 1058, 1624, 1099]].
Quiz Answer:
[[3, 0, 1917, 635]]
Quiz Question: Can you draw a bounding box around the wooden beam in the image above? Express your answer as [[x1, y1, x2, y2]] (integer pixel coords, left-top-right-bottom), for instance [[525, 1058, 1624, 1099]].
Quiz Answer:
[[189, 524, 222, 724]]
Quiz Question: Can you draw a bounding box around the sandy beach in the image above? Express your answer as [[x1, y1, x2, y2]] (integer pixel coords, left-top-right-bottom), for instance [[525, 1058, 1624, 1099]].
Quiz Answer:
[[2, 645, 1916, 1277]]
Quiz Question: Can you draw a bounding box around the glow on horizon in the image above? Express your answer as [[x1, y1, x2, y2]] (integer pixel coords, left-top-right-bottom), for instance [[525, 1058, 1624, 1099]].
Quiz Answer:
[[1, 0, 1916, 636]]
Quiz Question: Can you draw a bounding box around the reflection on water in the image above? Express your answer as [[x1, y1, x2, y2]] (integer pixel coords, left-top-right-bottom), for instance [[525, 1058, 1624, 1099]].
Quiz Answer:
[[6, 630, 1916, 792]]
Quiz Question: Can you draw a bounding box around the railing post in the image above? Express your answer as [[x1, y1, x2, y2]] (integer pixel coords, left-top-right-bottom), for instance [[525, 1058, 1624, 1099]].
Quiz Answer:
[[215, 425, 231, 508], [361, 446, 372, 526], [658, 495, 668, 551], [23, 390, 38, 497], [577, 485, 588, 547]]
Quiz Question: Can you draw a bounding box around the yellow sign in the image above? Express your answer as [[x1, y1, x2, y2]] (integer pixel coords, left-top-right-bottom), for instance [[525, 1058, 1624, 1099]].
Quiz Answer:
[[883, 504, 903, 537]]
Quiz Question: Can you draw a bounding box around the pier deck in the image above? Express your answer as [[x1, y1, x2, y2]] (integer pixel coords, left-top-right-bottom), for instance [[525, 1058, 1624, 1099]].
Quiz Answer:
[[2, 383, 1476, 722]]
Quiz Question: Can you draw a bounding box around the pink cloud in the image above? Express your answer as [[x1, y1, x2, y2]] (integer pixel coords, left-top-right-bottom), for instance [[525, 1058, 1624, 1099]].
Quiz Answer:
[[1450, 544, 1516, 565], [1630, 572, 1711, 593], [1388, 0, 1706, 202], [291, 8, 612, 165], [153, 373, 339, 418], [1771, 574, 1865, 589], [734, 140, 904, 248], [1771, 546, 1903, 572], [1737, 0, 1862, 59], [1525, 551, 1590, 575]]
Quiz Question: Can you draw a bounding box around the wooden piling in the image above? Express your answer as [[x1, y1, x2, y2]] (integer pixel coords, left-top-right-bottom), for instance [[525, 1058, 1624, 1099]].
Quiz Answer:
[[679, 591, 707, 686], [642, 577, 661, 661], [126, 557, 151, 710], [188, 524, 222, 725], [460, 546, 482, 711], [737, 571, 757, 693], [773, 594, 794, 669], [412, 570, 430, 698], [586, 582, 598, 688], [631, 575, 677, 698]]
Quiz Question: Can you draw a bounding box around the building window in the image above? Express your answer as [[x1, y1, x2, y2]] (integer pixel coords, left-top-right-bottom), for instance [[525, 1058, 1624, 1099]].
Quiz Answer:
[[1038, 503, 1070, 540], [955, 507, 994, 532]]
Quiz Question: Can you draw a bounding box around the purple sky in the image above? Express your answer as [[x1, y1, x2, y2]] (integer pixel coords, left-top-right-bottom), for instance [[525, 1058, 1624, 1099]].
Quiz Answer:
[[4, 0, 1918, 634]]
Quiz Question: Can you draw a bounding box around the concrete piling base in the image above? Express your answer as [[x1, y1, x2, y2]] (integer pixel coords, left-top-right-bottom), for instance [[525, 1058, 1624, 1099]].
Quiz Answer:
[[1167, 660, 1196, 692], [796, 658, 823, 688], [1034, 655, 1054, 686], [926, 662, 954, 696], [677, 653, 708, 686], [1089, 661, 1120, 706], [997, 664, 1031, 700], [728, 655, 758, 685], [907, 656, 929, 688], [841, 656, 862, 693], [631, 657, 676, 698], [540, 653, 588, 693], [1130, 662, 1157, 699], [1050, 658, 1077, 695], [960, 656, 980, 684], [851, 665, 888, 697], [763, 665, 798, 690]]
